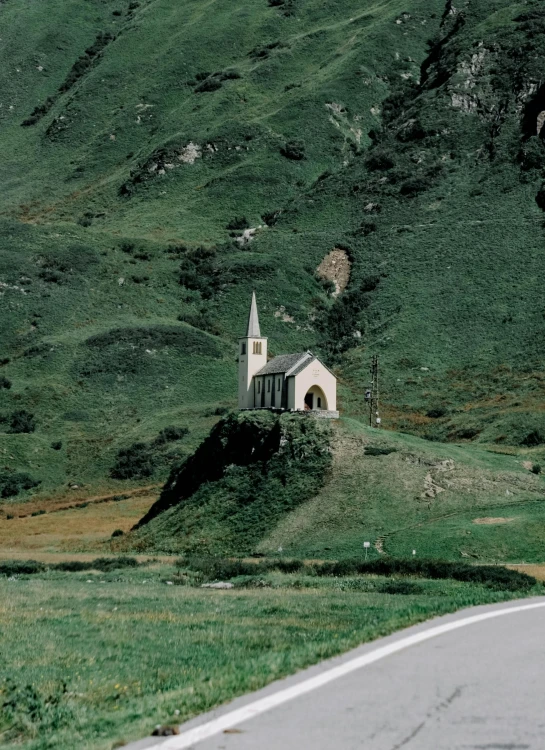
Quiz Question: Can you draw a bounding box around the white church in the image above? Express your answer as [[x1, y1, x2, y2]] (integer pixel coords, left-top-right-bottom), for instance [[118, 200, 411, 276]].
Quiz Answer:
[[238, 293, 338, 417]]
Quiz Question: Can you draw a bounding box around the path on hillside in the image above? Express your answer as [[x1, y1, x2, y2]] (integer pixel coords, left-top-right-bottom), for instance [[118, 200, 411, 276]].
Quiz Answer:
[[127, 598, 545, 750]]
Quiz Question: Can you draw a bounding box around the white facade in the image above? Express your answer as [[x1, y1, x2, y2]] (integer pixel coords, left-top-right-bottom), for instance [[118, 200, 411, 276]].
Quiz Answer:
[[238, 335, 267, 408], [238, 293, 338, 416], [290, 359, 337, 412]]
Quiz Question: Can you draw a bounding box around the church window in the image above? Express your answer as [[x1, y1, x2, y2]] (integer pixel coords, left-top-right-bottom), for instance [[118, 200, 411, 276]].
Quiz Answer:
[[253, 341, 262, 354], [277, 378, 281, 391], [267, 379, 271, 392], [241, 343, 246, 355], [257, 381, 261, 394], [317, 397, 322, 408]]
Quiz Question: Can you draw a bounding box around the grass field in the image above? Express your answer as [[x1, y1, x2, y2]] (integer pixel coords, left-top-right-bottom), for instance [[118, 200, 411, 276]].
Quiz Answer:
[[0, 564, 540, 750]]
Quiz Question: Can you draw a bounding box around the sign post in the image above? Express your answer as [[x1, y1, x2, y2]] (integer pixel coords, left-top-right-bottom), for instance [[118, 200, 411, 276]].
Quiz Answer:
[[363, 541, 371, 561]]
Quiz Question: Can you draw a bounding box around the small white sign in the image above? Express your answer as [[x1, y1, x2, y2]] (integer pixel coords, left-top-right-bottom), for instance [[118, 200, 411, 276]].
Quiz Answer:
[[363, 542, 371, 549], [412, 549, 416, 556]]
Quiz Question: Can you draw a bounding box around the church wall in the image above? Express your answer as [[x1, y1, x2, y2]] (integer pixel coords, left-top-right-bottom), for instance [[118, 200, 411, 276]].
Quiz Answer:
[[292, 361, 336, 411], [287, 377, 296, 410], [238, 337, 267, 408]]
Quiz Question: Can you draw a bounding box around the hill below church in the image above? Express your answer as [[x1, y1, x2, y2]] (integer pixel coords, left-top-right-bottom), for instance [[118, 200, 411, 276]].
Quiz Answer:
[[119, 413, 545, 562], [1, 0, 545, 500]]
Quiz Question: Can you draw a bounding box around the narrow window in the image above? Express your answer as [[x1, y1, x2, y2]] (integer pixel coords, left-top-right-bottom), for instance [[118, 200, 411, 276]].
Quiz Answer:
[[277, 378, 281, 391], [267, 379, 271, 392], [241, 343, 246, 355], [317, 397, 322, 408], [258, 342, 262, 354], [258, 381, 261, 394]]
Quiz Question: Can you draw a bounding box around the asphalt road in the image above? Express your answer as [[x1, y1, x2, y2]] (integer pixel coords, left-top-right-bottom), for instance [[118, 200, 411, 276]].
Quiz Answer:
[[127, 598, 545, 750]]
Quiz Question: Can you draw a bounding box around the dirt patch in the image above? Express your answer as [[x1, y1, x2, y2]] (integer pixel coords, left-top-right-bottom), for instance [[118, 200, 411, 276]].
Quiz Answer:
[[421, 471, 446, 499], [472, 517, 516, 525], [178, 142, 202, 164], [316, 248, 351, 297], [508, 564, 545, 582]]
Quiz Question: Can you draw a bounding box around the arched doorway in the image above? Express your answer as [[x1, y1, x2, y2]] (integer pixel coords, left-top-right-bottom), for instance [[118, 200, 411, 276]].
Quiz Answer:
[[304, 385, 328, 411]]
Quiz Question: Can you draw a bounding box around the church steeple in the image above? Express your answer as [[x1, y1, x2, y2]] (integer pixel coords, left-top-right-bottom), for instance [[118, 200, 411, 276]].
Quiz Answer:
[[238, 291, 267, 409], [246, 291, 261, 338]]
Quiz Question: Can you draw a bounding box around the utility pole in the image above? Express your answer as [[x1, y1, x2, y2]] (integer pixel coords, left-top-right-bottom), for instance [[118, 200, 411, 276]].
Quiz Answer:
[[366, 354, 380, 428]]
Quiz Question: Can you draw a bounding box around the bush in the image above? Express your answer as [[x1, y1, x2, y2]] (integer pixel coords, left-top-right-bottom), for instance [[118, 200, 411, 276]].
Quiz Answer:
[[0, 376, 11, 389], [261, 210, 281, 226], [536, 183, 545, 211], [380, 580, 423, 595], [92, 556, 138, 571], [518, 137, 545, 171], [111, 529, 124, 537], [358, 219, 377, 236], [0, 560, 45, 576], [52, 561, 94, 572], [110, 442, 156, 480], [194, 70, 240, 94], [280, 140, 305, 160], [272, 559, 305, 574], [313, 559, 535, 591], [59, 32, 115, 94], [365, 149, 395, 171], [51, 440, 63, 450], [6, 410, 36, 434], [522, 430, 545, 447], [531, 463, 542, 475], [427, 408, 446, 419], [399, 176, 429, 197], [365, 446, 396, 456], [226, 216, 249, 230], [153, 426, 189, 445], [51, 556, 138, 572], [195, 78, 222, 93], [0, 471, 40, 498], [20, 96, 55, 127], [315, 275, 382, 359]]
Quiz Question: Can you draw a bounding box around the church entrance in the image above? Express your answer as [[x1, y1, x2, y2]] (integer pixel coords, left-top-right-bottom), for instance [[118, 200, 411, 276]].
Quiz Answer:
[[304, 386, 328, 411]]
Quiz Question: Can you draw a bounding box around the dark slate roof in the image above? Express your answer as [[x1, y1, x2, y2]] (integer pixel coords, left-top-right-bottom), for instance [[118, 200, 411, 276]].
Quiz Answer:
[[255, 352, 309, 376], [288, 355, 317, 377]]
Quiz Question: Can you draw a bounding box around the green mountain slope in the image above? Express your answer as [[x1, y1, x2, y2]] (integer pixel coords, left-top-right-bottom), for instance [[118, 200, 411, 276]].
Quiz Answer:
[[1, 0, 545, 498], [124, 414, 545, 563]]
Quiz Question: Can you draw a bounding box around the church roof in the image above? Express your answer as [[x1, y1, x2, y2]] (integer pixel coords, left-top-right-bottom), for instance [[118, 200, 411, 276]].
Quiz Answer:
[[255, 351, 312, 376], [246, 291, 261, 338]]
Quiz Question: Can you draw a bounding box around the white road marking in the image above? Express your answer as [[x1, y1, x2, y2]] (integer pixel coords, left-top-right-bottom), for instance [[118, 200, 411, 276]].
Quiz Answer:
[[149, 600, 545, 750]]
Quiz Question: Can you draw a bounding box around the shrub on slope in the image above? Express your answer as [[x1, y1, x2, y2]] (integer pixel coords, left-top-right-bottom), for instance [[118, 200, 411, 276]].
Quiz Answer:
[[131, 411, 332, 555]]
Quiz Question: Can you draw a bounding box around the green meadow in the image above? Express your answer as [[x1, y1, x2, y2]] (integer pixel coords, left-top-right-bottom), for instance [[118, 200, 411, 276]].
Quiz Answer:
[[0, 563, 539, 750]]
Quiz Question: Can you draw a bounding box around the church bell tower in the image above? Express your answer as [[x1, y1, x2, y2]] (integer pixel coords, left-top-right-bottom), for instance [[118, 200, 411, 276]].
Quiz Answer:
[[238, 292, 267, 408]]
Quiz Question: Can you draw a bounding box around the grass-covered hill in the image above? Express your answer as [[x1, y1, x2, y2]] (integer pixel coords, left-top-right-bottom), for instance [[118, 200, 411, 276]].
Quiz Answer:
[[2, 0, 545, 499], [123, 413, 545, 563]]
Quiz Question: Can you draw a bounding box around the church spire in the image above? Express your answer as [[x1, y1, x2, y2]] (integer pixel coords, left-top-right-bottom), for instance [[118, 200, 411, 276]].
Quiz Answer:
[[246, 291, 261, 338]]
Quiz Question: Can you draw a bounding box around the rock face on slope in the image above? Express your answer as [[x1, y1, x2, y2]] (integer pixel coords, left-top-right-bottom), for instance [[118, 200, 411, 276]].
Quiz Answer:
[[130, 411, 332, 555]]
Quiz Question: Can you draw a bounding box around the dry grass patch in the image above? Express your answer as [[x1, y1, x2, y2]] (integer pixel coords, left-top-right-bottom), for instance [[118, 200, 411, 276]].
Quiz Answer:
[[0, 494, 157, 555], [472, 517, 516, 525]]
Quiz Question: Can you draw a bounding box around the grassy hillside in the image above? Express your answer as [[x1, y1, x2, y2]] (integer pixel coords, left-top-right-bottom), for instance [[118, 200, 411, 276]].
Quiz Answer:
[[2, 0, 545, 499], [124, 414, 545, 563]]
